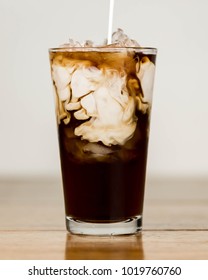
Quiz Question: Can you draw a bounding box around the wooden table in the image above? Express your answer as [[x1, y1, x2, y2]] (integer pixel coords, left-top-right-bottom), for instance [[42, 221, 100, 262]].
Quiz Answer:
[[0, 177, 207, 260]]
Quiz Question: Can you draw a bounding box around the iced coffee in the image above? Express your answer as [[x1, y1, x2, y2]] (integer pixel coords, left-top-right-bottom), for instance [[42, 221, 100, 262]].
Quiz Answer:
[[49, 30, 157, 235]]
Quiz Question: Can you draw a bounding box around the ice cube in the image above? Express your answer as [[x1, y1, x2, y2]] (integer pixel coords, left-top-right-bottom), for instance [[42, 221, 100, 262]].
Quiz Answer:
[[111, 28, 140, 47], [83, 143, 113, 155], [60, 38, 82, 48], [58, 29, 140, 48], [84, 40, 94, 47]]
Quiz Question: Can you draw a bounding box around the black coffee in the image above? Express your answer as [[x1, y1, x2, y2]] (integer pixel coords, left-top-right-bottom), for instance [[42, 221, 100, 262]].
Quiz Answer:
[[59, 111, 148, 222]]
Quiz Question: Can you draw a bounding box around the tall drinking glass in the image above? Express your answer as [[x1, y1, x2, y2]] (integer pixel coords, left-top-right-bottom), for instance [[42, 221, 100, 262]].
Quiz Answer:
[[49, 47, 157, 235]]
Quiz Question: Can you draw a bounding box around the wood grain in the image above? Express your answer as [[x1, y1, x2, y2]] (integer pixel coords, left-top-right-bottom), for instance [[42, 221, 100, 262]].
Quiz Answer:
[[0, 177, 208, 260]]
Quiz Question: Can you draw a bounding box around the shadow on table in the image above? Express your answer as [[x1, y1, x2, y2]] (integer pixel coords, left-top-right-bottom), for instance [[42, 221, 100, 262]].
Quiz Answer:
[[65, 233, 144, 260]]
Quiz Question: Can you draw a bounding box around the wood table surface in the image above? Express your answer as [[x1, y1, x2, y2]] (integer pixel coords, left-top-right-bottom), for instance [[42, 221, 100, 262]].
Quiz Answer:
[[0, 177, 207, 260]]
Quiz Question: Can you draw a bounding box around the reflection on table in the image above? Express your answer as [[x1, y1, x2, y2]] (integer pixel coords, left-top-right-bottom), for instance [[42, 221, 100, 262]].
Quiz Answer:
[[65, 233, 144, 260]]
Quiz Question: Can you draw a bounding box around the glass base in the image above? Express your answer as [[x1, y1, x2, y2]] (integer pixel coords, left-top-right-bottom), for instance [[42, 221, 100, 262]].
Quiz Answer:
[[66, 216, 142, 236]]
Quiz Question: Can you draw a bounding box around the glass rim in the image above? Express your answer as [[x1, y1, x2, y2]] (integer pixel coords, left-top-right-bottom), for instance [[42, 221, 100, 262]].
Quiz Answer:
[[49, 46, 157, 54]]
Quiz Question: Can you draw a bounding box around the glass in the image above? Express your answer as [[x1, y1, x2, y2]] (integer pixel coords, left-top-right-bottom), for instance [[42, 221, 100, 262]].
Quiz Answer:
[[49, 47, 157, 235]]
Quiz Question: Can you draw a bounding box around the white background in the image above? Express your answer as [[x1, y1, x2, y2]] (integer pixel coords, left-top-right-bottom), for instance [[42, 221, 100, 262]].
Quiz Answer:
[[0, 0, 208, 178]]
